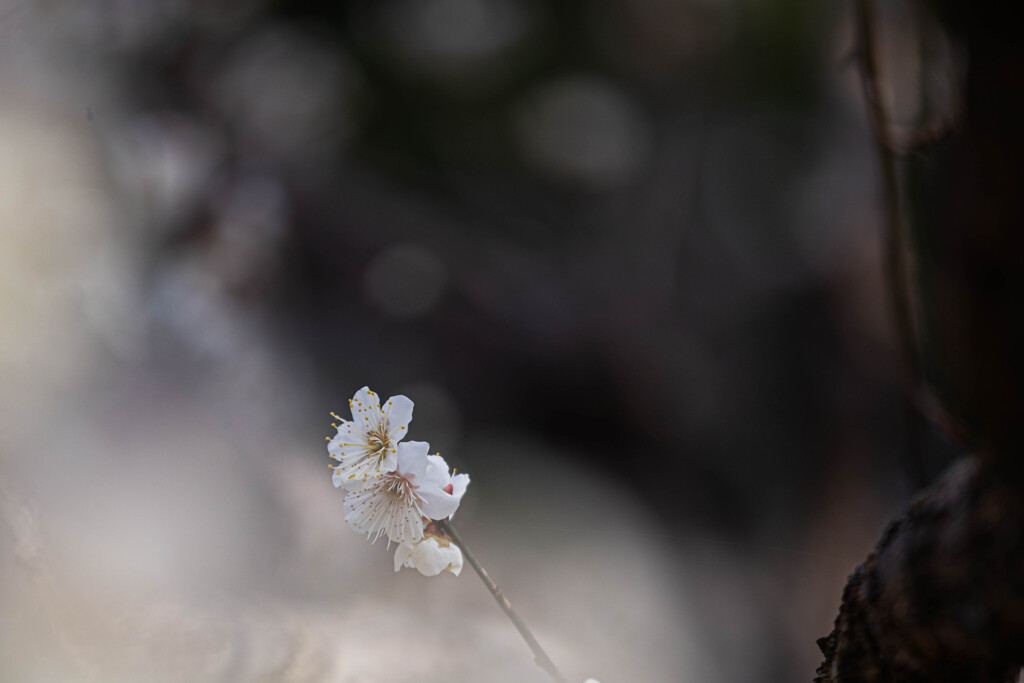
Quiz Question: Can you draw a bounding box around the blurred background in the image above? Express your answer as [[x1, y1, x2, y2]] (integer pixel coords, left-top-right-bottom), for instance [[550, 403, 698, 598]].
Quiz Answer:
[[0, 1, 960, 681]]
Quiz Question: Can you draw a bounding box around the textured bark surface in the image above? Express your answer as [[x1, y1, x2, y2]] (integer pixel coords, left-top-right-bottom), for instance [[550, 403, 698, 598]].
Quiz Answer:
[[815, 458, 1024, 682]]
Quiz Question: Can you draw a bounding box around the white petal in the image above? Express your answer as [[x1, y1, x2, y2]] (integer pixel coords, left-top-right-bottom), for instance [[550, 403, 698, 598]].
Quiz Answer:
[[350, 386, 383, 431], [410, 537, 448, 576], [418, 486, 461, 520], [377, 449, 398, 477], [445, 543, 463, 576], [396, 441, 430, 480], [394, 543, 414, 572], [416, 455, 468, 519], [450, 473, 470, 500], [383, 395, 413, 442], [424, 453, 449, 485], [328, 421, 369, 459], [447, 473, 470, 518]]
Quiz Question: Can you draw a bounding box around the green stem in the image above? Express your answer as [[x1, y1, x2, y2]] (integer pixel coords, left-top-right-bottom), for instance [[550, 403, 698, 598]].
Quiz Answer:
[[438, 519, 569, 683]]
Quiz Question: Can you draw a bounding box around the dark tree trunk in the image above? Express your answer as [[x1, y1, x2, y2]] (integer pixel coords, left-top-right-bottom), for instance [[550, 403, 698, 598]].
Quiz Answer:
[[815, 458, 1024, 682], [816, 3, 1024, 681]]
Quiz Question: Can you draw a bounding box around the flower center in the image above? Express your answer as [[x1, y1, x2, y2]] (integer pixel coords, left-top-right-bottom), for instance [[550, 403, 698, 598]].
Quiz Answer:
[[380, 470, 418, 505], [367, 425, 390, 457]]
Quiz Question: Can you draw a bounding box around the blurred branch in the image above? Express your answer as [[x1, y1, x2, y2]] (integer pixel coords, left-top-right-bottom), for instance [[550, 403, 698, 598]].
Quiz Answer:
[[890, 119, 954, 156], [851, 0, 925, 483]]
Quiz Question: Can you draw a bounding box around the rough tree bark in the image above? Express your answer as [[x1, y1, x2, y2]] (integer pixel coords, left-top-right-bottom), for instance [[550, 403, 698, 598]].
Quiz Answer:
[[815, 2, 1024, 681], [814, 458, 1024, 682]]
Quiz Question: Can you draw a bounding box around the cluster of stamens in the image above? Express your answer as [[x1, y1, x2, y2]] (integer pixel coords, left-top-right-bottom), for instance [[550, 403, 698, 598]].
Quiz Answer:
[[327, 405, 400, 485], [346, 469, 425, 545]]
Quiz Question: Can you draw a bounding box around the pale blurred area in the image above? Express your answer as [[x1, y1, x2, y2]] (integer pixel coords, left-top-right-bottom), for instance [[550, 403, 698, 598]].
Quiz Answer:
[[1, 1, 953, 681]]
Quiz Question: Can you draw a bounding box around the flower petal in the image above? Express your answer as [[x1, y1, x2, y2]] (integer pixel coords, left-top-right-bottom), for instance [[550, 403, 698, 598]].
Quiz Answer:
[[410, 537, 449, 576], [377, 449, 398, 478], [328, 421, 369, 459], [394, 543, 414, 572], [418, 485, 461, 520], [383, 395, 413, 442], [350, 386, 383, 431], [450, 473, 470, 500], [419, 454, 469, 518], [396, 441, 430, 480], [447, 473, 470, 518], [424, 454, 450, 487], [446, 544, 463, 576]]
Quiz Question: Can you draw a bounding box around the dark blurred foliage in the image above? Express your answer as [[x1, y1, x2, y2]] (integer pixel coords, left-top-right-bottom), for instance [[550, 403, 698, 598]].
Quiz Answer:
[[103, 0, 919, 535], [284, 0, 890, 531]]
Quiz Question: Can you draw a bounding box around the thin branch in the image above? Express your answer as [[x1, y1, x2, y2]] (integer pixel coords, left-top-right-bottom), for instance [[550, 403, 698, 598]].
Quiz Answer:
[[852, 0, 925, 482], [438, 519, 569, 683]]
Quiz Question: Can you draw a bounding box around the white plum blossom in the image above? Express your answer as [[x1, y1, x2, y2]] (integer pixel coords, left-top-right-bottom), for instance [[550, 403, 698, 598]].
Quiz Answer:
[[426, 452, 470, 518], [394, 522, 464, 576], [327, 387, 471, 573], [329, 386, 413, 489], [344, 441, 462, 545], [323, 387, 573, 676]]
